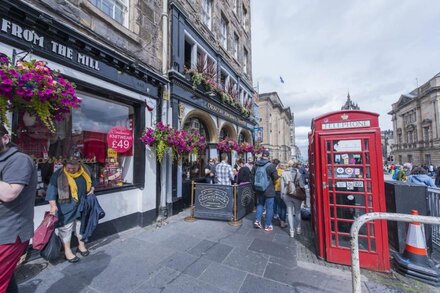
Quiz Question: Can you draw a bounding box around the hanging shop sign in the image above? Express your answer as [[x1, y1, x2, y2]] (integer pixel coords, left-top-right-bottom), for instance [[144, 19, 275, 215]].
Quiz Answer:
[[106, 126, 133, 153]]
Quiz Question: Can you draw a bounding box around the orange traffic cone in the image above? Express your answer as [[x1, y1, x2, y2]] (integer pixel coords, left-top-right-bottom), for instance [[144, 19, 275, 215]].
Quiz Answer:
[[394, 210, 440, 286]]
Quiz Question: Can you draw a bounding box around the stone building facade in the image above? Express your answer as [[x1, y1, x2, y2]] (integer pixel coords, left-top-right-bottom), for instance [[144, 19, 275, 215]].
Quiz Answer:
[[167, 0, 257, 213], [389, 73, 440, 166], [257, 92, 293, 163], [0, 0, 168, 239]]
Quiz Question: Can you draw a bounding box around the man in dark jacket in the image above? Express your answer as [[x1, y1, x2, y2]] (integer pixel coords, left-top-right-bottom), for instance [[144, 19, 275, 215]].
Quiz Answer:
[[251, 150, 278, 232]]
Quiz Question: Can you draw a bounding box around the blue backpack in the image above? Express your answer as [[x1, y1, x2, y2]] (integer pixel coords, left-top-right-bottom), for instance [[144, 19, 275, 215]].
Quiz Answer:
[[253, 162, 271, 192]]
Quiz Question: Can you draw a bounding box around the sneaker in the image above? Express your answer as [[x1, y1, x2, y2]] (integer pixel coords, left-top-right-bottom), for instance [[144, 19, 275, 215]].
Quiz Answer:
[[289, 230, 295, 238], [296, 228, 302, 235], [254, 220, 262, 229], [273, 214, 279, 220], [280, 221, 288, 228], [264, 225, 273, 232]]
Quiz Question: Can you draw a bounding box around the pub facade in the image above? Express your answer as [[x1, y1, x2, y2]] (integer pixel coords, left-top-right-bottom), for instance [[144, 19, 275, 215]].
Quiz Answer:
[[0, 0, 167, 238], [166, 1, 257, 213]]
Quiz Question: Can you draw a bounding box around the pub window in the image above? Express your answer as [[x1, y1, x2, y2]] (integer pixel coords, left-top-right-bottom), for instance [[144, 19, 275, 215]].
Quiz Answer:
[[15, 92, 136, 205], [182, 118, 209, 180], [184, 39, 194, 70], [90, 0, 129, 27], [220, 70, 228, 90]]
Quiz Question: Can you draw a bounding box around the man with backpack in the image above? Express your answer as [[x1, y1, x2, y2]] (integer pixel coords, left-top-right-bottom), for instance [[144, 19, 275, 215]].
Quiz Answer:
[[252, 150, 278, 232]]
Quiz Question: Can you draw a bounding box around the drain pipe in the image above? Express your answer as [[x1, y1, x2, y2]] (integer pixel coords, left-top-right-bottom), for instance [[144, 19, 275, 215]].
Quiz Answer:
[[158, 0, 170, 219]]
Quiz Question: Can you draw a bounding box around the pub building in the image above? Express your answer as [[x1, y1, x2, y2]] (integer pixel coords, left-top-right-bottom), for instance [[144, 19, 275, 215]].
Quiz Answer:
[[0, 1, 167, 238], [168, 4, 258, 212]]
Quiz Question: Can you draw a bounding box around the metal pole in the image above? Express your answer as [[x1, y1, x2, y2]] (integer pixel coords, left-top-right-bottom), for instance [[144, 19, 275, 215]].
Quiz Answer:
[[184, 180, 197, 222], [229, 184, 241, 226], [350, 212, 440, 293]]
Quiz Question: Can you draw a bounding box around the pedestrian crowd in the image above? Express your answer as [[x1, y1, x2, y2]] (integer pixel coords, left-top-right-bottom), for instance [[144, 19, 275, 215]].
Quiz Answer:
[[385, 162, 440, 187]]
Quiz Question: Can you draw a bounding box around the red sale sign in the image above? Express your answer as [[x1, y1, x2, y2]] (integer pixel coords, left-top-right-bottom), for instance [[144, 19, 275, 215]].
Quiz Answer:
[[107, 126, 133, 153]]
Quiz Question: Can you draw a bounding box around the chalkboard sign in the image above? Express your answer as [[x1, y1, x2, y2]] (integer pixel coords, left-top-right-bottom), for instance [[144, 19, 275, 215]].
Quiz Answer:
[[236, 183, 254, 220], [194, 183, 234, 221]]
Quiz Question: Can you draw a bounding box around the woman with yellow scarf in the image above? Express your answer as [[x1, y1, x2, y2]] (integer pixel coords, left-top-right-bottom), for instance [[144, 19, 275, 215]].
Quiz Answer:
[[46, 157, 96, 263]]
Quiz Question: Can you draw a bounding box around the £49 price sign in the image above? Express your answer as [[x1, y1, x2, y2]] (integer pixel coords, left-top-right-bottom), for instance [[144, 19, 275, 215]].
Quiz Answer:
[[107, 126, 133, 153]]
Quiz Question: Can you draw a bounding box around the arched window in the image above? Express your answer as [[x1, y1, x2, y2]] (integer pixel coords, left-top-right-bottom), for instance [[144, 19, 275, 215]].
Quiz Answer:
[[220, 128, 229, 140], [183, 117, 210, 141]]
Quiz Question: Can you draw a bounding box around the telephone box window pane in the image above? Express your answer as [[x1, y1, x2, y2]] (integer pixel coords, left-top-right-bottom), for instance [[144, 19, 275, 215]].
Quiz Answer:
[[334, 167, 363, 178], [335, 180, 364, 192], [365, 152, 370, 164], [367, 181, 372, 192], [370, 239, 376, 252], [337, 221, 351, 234], [336, 206, 365, 220], [333, 140, 362, 152], [331, 221, 336, 232], [366, 166, 371, 178], [327, 141, 332, 151], [363, 139, 369, 151], [327, 153, 332, 164], [329, 192, 334, 204], [335, 153, 362, 165], [328, 166, 332, 177], [358, 237, 369, 251], [331, 233, 336, 246], [368, 195, 373, 207], [330, 207, 335, 218], [335, 193, 365, 206], [369, 223, 375, 236], [337, 234, 351, 248]]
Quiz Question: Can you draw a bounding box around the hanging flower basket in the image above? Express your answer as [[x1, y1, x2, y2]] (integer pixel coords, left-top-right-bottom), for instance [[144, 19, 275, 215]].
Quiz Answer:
[[252, 144, 265, 155], [0, 52, 80, 132], [141, 122, 207, 162], [217, 138, 240, 153], [238, 142, 254, 154]]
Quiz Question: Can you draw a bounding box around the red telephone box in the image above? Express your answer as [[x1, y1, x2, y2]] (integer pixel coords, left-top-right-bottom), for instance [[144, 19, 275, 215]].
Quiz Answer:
[[309, 110, 390, 272]]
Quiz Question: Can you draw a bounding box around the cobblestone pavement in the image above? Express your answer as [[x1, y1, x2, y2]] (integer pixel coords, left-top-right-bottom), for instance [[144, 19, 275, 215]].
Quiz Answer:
[[16, 209, 438, 293]]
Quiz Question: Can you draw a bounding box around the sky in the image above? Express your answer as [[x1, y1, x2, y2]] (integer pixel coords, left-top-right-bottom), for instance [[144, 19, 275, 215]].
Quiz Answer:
[[251, 0, 440, 160]]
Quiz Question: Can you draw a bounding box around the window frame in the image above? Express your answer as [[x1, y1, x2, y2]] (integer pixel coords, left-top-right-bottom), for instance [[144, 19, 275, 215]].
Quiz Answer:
[[90, 0, 129, 27], [243, 47, 248, 74], [233, 33, 239, 60], [220, 15, 229, 49], [202, 0, 213, 30]]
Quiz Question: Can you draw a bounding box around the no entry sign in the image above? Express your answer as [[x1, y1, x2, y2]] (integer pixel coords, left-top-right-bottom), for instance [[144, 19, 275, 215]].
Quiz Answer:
[[107, 126, 133, 153]]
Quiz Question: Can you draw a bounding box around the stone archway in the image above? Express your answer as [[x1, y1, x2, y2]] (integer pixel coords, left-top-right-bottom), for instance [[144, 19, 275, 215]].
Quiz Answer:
[[219, 122, 237, 141], [182, 109, 218, 143], [238, 129, 252, 144]]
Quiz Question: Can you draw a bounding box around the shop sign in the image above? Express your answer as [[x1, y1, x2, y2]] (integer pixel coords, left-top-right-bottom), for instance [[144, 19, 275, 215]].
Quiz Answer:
[[206, 102, 245, 125], [106, 126, 133, 153], [194, 183, 233, 221], [322, 120, 370, 130], [1, 18, 100, 70]]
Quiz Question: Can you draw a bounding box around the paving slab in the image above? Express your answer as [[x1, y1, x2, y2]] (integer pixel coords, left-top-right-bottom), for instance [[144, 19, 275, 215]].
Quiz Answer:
[[199, 262, 247, 292], [239, 274, 294, 293], [187, 240, 234, 263], [264, 262, 352, 293], [248, 238, 296, 261], [222, 247, 269, 276], [163, 251, 212, 278]]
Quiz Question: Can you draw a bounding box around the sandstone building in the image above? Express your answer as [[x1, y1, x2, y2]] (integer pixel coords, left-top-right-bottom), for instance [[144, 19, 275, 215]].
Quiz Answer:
[[389, 73, 440, 166], [256, 92, 293, 163]]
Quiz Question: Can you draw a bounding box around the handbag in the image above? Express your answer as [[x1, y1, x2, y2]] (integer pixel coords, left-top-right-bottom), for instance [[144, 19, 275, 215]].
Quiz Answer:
[[288, 170, 306, 201], [32, 212, 58, 251], [40, 232, 62, 261]]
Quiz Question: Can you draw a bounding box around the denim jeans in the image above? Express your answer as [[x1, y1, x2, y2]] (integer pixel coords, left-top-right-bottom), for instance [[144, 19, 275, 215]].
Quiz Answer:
[[255, 194, 274, 228], [275, 191, 287, 222]]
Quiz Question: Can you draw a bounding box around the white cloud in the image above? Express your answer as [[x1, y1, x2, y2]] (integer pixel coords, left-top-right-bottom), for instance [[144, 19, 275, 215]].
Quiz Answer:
[[252, 0, 440, 160]]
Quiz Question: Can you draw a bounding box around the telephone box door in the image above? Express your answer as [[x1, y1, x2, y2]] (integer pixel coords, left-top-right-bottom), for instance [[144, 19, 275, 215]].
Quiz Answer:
[[320, 133, 388, 270]]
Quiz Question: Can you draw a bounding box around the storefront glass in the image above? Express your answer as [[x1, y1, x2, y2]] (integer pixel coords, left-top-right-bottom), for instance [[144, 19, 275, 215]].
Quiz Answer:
[[14, 92, 135, 204]]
